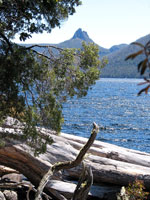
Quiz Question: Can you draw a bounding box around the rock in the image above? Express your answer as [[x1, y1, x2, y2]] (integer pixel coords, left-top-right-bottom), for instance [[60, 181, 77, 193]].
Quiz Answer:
[[3, 190, 17, 200], [0, 192, 6, 200], [1, 117, 23, 129], [2, 174, 22, 183]]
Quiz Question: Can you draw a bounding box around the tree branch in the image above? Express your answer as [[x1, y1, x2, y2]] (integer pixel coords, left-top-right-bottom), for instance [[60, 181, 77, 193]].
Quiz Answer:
[[32, 49, 53, 60], [52, 122, 99, 172], [34, 122, 99, 200], [72, 163, 93, 200], [25, 44, 63, 52], [0, 32, 13, 53]]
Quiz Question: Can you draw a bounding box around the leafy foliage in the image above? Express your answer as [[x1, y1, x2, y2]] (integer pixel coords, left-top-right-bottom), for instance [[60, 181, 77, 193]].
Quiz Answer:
[[125, 40, 150, 95], [0, 0, 81, 41], [117, 180, 149, 200], [126, 180, 149, 200], [0, 0, 107, 155]]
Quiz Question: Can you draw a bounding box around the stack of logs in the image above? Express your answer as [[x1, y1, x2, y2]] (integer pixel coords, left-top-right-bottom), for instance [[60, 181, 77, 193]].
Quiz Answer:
[[0, 117, 150, 199]]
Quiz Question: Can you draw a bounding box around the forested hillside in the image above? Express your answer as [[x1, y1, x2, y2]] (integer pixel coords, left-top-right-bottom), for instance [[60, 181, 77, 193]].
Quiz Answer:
[[102, 34, 150, 78]]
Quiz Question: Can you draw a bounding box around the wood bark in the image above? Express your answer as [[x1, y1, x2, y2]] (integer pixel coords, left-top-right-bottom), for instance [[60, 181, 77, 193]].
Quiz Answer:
[[72, 163, 93, 200], [35, 123, 99, 200], [1, 118, 150, 199]]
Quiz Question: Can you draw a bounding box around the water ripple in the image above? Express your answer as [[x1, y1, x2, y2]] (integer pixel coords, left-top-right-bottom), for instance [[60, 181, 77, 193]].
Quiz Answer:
[[62, 78, 150, 153]]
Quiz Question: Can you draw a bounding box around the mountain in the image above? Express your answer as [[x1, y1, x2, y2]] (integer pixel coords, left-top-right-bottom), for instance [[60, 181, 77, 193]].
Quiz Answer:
[[21, 28, 150, 78], [56, 28, 128, 57], [22, 28, 110, 55], [109, 44, 127, 53], [56, 28, 93, 48], [21, 28, 128, 57], [56, 29, 150, 78], [101, 34, 150, 78], [72, 28, 93, 43], [56, 28, 110, 57]]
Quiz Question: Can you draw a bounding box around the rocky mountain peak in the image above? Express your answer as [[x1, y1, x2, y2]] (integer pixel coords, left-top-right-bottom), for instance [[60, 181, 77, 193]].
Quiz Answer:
[[72, 28, 93, 42]]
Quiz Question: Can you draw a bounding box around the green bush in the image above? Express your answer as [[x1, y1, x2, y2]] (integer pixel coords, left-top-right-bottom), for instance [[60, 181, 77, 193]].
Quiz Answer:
[[117, 180, 149, 200]]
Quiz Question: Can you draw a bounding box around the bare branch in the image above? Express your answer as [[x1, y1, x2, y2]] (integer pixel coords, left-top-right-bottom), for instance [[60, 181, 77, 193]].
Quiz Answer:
[[32, 49, 53, 60], [52, 122, 99, 172], [34, 122, 99, 200], [25, 44, 63, 52], [72, 163, 93, 200]]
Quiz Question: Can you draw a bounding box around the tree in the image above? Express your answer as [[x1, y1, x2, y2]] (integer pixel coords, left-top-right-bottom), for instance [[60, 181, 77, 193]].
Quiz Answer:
[[0, 0, 82, 41], [0, 0, 107, 154]]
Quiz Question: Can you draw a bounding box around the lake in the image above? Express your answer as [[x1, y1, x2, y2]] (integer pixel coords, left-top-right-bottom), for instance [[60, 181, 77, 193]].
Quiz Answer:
[[62, 78, 150, 153]]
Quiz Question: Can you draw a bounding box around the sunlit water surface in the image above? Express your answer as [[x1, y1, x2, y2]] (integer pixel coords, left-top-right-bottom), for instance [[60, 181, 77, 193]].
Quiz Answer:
[[62, 78, 150, 153]]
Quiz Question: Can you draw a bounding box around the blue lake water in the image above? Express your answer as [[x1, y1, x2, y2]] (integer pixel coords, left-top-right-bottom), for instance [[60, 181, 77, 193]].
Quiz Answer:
[[62, 78, 150, 153]]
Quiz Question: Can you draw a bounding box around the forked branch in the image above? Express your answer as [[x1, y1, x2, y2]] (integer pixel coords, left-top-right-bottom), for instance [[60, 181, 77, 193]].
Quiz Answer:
[[35, 122, 99, 200]]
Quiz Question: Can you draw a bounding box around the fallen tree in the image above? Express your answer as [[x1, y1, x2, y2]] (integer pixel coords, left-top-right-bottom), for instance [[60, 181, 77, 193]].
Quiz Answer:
[[1, 117, 150, 199]]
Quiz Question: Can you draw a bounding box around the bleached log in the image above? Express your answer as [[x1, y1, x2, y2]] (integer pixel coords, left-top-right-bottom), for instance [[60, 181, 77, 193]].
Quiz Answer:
[[1, 118, 150, 196], [0, 166, 19, 176], [62, 133, 150, 167], [47, 180, 120, 200]]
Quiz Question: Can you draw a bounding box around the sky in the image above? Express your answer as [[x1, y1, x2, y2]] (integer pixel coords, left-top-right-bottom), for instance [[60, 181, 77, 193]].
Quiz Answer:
[[14, 0, 150, 48]]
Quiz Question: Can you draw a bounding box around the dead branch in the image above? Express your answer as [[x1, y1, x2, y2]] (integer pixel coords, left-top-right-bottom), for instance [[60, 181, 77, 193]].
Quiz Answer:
[[34, 122, 99, 200]]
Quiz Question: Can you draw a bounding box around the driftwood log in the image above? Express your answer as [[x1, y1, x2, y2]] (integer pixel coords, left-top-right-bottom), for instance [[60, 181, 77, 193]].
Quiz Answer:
[[0, 166, 19, 177], [1, 117, 150, 199]]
